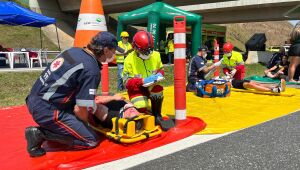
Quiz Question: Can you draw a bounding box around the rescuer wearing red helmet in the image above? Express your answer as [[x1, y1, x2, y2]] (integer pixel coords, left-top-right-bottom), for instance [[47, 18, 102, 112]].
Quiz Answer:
[[122, 30, 174, 131], [222, 42, 245, 80]]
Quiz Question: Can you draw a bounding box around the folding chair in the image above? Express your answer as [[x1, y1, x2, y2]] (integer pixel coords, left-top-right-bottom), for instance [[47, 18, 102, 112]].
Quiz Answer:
[[30, 49, 42, 68]]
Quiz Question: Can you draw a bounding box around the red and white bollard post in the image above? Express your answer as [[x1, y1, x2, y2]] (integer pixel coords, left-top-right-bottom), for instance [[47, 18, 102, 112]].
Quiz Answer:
[[101, 62, 109, 96], [213, 39, 220, 78], [173, 16, 186, 122]]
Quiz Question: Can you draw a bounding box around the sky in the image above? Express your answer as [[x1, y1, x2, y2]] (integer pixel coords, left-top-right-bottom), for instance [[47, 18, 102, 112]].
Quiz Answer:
[[289, 20, 299, 26]]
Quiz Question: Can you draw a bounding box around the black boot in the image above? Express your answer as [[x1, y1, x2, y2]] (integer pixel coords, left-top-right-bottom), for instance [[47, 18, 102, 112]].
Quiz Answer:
[[40, 128, 74, 150], [150, 95, 175, 131], [25, 126, 46, 157]]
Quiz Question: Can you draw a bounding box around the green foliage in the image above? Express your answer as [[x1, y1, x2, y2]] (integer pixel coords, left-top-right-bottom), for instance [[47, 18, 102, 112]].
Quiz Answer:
[[0, 64, 266, 107]]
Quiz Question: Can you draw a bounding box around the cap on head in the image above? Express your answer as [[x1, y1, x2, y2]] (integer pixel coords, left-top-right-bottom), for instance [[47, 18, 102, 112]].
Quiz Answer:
[[90, 32, 124, 53], [223, 42, 234, 53], [92, 32, 118, 49], [198, 45, 210, 53], [120, 31, 129, 38]]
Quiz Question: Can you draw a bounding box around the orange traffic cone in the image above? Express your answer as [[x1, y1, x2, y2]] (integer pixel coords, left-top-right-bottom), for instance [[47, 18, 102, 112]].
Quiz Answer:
[[74, 0, 110, 95], [74, 0, 107, 47]]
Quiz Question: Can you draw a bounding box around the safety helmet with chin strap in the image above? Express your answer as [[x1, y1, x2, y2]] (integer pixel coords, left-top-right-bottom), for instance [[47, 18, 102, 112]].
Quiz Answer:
[[132, 31, 154, 59], [223, 42, 234, 53]]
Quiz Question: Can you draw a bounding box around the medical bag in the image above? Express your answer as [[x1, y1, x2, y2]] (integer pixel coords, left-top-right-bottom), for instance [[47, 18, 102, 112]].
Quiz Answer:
[[195, 79, 231, 98]]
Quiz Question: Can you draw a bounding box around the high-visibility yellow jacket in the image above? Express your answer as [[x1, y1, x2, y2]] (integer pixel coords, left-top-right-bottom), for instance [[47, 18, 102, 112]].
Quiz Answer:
[[167, 40, 174, 53], [116, 41, 132, 63], [122, 51, 163, 83], [221, 51, 244, 69]]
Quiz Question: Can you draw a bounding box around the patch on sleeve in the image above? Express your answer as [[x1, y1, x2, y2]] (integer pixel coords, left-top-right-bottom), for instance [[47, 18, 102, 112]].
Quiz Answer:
[[50, 58, 64, 72], [89, 89, 97, 95]]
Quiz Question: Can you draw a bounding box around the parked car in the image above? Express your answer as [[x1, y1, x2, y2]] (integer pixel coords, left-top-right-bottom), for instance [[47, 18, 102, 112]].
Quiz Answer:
[[266, 45, 290, 53], [266, 46, 281, 52], [266, 44, 290, 54]]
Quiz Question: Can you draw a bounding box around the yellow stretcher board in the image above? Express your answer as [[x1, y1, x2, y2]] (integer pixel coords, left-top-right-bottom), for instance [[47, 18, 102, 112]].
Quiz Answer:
[[91, 114, 162, 143]]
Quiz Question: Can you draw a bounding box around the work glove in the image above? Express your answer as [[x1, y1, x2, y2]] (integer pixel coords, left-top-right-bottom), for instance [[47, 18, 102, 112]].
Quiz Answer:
[[230, 69, 237, 77], [213, 61, 222, 67]]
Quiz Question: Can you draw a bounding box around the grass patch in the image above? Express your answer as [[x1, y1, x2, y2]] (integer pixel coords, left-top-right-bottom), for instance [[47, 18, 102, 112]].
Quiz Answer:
[[0, 64, 266, 107], [0, 1, 58, 51], [0, 25, 58, 51], [0, 71, 41, 107]]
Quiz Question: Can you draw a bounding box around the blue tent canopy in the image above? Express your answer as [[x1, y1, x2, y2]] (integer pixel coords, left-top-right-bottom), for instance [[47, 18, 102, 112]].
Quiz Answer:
[[0, 1, 56, 27]]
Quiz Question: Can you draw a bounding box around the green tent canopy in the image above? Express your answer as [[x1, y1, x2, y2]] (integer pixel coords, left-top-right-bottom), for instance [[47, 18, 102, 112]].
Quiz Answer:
[[117, 1, 202, 56]]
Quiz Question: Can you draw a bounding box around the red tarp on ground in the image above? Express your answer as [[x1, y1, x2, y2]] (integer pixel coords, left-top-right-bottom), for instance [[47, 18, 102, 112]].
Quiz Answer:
[[0, 105, 206, 170]]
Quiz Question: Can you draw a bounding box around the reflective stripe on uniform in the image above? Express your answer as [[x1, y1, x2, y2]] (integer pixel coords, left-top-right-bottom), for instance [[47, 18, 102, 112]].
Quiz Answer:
[[76, 99, 97, 113], [42, 63, 84, 101], [149, 91, 163, 98], [131, 96, 148, 109]]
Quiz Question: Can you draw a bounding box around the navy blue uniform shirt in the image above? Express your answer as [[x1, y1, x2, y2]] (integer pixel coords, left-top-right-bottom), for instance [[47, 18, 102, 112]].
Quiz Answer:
[[28, 47, 101, 112], [188, 55, 207, 80]]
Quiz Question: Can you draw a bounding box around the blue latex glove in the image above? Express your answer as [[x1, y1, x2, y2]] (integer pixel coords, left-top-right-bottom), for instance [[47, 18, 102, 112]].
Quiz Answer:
[[156, 72, 163, 78], [143, 74, 160, 85]]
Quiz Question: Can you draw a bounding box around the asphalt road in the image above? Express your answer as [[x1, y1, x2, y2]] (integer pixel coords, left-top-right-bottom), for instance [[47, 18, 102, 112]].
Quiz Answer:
[[131, 110, 300, 170]]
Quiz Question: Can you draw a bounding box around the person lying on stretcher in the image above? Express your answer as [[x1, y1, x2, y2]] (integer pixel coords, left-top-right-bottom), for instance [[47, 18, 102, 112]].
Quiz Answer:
[[76, 95, 160, 143], [74, 95, 141, 129]]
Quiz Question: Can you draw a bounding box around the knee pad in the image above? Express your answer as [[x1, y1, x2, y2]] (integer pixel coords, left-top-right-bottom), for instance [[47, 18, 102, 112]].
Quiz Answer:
[[150, 85, 163, 99]]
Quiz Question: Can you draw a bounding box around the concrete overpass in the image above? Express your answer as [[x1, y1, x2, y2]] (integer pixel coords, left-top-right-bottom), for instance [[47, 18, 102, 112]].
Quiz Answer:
[[57, 0, 234, 14], [54, 0, 300, 23], [28, 0, 300, 50], [179, 0, 300, 24]]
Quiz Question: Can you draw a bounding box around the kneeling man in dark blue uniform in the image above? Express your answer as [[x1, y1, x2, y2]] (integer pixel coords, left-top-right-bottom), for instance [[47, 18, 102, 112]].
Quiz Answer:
[[25, 32, 123, 157]]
